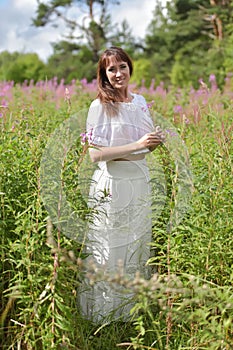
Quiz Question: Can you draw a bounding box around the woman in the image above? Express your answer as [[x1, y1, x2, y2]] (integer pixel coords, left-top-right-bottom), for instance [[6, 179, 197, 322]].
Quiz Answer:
[[79, 47, 164, 323]]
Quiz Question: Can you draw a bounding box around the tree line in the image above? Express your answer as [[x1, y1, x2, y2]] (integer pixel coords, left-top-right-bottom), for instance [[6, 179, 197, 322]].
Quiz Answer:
[[0, 0, 233, 88]]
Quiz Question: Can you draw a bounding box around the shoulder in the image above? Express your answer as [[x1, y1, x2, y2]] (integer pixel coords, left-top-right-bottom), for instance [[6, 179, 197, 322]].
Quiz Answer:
[[131, 93, 147, 106], [88, 98, 105, 116], [88, 98, 108, 114], [89, 98, 101, 108], [87, 98, 107, 127]]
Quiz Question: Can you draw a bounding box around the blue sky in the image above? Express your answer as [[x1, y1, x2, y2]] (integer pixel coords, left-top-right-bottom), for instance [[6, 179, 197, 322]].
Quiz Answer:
[[0, 0, 169, 62]]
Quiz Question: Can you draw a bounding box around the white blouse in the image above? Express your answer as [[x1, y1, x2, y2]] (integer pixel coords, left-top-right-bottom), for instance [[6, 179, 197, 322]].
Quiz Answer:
[[86, 93, 154, 154]]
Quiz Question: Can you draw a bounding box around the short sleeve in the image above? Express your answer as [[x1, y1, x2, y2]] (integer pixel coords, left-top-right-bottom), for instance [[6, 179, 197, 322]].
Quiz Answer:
[[86, 100, 110, 147]]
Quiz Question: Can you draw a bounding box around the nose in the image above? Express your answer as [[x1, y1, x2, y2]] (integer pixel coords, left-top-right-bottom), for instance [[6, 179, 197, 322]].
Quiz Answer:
[[116, 70, 122, 77]]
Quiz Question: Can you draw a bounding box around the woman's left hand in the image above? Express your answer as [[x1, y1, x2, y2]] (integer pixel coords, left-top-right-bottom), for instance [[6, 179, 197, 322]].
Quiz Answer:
[[148, 126, 165, 152], [154, 125, 166, 143]]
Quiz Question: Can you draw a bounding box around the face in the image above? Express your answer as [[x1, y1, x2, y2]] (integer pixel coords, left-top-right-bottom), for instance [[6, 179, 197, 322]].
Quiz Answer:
[[105, 56, 131, 91]]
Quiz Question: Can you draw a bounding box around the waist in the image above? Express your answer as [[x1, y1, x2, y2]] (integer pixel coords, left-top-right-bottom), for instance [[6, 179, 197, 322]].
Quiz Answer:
[[113, 154, 145, 161], [97, 158, 150, 180]]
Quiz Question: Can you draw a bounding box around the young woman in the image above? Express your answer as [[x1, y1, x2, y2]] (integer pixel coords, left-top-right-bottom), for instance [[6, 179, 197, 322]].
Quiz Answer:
[[79, 47, 164, 323]]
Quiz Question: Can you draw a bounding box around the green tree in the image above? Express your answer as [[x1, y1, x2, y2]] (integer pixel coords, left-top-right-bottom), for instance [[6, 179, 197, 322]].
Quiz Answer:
[[32, 0, 145, 81], [32, 1, 145, 81], [145, 0, 233, 87], [44, 41, 97, 82], [0, 51, 19, 81], [110, 19, 143, 58], [130, 58, 153, 87], [33, 0, 120, 62], [223, 31, 233, 73], [0, 52, 45, 83], [145, 0, 211, 86], [143, 1, 176, 85]]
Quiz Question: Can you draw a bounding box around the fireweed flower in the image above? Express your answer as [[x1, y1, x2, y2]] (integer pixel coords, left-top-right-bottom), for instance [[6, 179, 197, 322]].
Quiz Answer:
[[182, 115, 190, 124], [147, 100, 155, 109], [80, 129, 93, 145], [65, 87, 71, 112], [209, 74, 217, 90], [165, 129, 178, 137], [1, 100, 8, 108], [141, 100, 154, 113], [198, 79, 208, 91], [80, 133, 87, 145], [174, 105, 183, 114], [209, 74, 216, 83], [65, 87, 70, 100]]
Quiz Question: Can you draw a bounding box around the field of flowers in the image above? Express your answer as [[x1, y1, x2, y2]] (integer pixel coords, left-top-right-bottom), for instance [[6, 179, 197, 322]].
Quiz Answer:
[[0, 75, 233, 349]]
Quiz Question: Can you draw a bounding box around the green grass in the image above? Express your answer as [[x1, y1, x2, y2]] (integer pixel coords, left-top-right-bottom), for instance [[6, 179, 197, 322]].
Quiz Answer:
[[0, 80, 233, 349]]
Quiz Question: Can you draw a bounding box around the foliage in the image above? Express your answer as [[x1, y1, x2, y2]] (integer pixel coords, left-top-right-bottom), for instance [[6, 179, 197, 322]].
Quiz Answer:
[[32, 0, 120, 61], [223, 30, 233, 73], [1, 1, 233, 85], [0, 74, 233, 349], [109, 19, 143, 58], [130, 58, 154, 87], [0, 51, 45, 83], [44, 42, 97, 82], [145, 0, 233, 88]]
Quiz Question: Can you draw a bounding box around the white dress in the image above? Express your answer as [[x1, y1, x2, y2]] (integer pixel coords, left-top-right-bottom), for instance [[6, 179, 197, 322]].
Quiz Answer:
[[79, 94, 155, 323]]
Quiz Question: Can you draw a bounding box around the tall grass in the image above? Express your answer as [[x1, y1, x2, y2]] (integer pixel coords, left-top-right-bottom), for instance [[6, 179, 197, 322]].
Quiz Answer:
[[0, 76, 232, 349]]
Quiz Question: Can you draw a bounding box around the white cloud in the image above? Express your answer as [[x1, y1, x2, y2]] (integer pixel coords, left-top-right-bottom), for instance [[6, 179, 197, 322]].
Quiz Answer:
[[0, 0, 62, 61], [112, 0, 155, 38], [13, 0, 37, 10], [0, 0, 170, 62]]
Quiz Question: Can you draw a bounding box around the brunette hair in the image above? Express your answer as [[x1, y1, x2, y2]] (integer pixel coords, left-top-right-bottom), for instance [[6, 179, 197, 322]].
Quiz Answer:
[[97, 46, 133, 103]]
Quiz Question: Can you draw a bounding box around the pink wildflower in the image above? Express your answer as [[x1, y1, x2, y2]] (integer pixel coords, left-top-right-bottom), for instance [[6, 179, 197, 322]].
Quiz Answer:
[[209, 74, 217, 91], [165, 129, 178, 137], [65, 87, 71, 112], [209, 74, 216, 83], [141, 100, 154, 113], [174, 105, 182, 114], [80, 129, 93, 145], [147, 100, 155, 109]]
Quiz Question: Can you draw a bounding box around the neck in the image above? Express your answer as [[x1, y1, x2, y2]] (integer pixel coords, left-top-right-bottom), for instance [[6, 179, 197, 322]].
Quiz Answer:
[[118, 89, 132, 102]]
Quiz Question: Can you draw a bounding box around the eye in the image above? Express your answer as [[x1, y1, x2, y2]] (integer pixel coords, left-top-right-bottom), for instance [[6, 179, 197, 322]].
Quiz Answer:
[[120, 64, 127, 69], [107, 67, 115, 72]]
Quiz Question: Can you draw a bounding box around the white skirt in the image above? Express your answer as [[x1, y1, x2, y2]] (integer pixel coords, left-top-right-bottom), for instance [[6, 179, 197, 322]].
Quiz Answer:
[[79, 159, 152, 323]]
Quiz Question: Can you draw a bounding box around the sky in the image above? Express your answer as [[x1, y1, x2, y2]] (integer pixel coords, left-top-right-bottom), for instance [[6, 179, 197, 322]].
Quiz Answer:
[[0, 0, 169, 62]]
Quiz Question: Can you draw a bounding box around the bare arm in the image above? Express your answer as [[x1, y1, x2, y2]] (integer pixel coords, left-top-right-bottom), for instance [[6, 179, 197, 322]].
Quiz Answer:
[[89, 131, 163, 163]]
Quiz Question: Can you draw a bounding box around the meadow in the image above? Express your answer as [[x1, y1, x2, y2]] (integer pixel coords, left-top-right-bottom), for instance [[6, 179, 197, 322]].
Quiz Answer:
[[0, 75, 233, 349]]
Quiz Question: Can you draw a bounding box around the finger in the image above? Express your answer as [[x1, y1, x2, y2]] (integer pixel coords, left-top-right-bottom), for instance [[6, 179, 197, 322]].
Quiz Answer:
[[155, 126, 162, 133], [147, 138, 163, 146]]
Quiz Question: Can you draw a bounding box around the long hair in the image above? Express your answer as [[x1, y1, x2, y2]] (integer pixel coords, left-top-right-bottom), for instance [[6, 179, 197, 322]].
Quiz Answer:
[[97, 46, 133, 104]]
